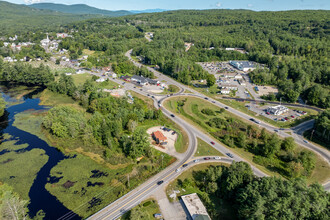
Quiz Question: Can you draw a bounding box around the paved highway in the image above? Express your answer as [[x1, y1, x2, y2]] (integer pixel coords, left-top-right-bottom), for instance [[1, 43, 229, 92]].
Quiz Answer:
[[87, 50, 329, 219]]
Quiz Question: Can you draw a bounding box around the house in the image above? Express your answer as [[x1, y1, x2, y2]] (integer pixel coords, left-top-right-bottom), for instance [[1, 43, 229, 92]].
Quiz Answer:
[[65, 73, 72, 76], [229, 60, 256, 72], [3, 57, 13, 62], [223, 73, 242, 79], [152, 131, 167, 144], [96, 78, 106, 83], [181, 193, 211, 220], [131, 75, 148, 85], [76, 69, 85, 74], [57, 33, 69, 38]]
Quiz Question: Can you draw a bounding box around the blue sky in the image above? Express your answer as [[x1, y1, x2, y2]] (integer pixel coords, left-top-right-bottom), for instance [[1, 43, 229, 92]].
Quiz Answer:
[[5, 0, 330, 11]]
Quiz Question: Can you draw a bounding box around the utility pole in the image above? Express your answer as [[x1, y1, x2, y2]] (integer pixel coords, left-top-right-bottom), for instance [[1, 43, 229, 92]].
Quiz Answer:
[[161, 154, 164, 168], [127, 174, 130, 188]]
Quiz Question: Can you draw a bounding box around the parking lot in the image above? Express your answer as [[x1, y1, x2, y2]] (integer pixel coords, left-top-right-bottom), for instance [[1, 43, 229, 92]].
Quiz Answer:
[[147, 126, 178, 157], [247, 104, 308, 122]]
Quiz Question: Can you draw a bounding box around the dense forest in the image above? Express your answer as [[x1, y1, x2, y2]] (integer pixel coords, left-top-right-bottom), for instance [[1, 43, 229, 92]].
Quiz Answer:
[[57, 10, 330, 108], [309, 110, 330, 148], [178, 162, 329, 219]]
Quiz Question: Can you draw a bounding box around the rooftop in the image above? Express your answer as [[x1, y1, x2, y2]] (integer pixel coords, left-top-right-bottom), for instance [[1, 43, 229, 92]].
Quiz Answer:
[[181, 193, 210, 220], [153, 131, 167, 141]]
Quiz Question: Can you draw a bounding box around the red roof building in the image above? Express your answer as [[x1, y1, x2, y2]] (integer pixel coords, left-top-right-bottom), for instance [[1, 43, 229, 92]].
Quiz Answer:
[[152, 131, 167, 144]]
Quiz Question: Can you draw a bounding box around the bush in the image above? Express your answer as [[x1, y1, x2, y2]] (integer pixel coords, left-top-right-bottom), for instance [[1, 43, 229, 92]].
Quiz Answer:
[[201, 108, 215, 116]]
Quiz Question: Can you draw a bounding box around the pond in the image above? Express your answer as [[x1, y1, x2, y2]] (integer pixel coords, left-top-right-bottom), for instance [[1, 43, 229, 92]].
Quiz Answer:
[[0, 84, 80, 220]]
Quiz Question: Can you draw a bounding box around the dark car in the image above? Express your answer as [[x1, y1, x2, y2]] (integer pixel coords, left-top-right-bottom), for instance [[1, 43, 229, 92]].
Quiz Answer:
[[212, 101, 215, 103], [151, 96, 155, 98], [134, 86, 136, 88], [147, 94, 150, 96], [157, 180, 164, 185], [140, 89, 143, 91], [204, 97, 209, 100], [226, 153, 234, 158], [204, 157, 211, 160], [224, 107, 229, 109], [210, 141, 215, 145], [182, 164, 188, 168], [171, 114, 175, 117], [250, 118, 255, 122]]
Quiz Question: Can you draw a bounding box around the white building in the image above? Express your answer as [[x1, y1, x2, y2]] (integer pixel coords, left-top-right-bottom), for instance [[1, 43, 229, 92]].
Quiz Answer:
[[181, 193, 211, 220], [3, 57, 13, 62], [221, 84, 238, 90], [221, 89, 230, 94], [96, 78, 106, 83], [229, 60, 256, 72], [267, 105, 289, 115]]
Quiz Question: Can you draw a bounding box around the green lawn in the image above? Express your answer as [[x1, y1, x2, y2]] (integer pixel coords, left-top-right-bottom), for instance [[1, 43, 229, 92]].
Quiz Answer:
[[161, 85, 180, 95], [194, 138, 223, 157], [121, 199, 161, 220], [72, 73, 93, 86]]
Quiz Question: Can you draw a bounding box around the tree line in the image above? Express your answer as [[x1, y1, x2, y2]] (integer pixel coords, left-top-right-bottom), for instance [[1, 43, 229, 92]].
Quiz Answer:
[[179, 162, 329, 219]]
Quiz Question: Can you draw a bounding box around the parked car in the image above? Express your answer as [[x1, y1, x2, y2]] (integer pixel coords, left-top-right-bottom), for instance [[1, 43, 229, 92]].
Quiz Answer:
[[157, 180, 164, 185], [140, 89, 143, 91], [210, 141, 215, 145], [291, 115, 295, 118], [172, 131, 176, 135]]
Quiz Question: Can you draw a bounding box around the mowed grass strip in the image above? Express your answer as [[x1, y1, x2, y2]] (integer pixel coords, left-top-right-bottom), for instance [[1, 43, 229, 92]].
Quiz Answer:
[[195, 138, 224, 157]]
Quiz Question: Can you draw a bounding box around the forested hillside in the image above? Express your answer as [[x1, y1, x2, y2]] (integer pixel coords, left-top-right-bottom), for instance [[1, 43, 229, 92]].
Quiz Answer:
[[0, 1, 101, 35], [59, 9, 330, 108], [28, 3, 132, 17]]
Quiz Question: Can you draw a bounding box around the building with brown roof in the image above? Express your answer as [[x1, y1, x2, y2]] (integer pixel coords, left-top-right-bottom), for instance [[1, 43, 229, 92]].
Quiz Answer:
[[152, 131, 167, 144]]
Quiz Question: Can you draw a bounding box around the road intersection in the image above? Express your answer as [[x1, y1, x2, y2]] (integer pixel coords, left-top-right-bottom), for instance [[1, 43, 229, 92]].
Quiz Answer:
[[86, 50, 330, 220]]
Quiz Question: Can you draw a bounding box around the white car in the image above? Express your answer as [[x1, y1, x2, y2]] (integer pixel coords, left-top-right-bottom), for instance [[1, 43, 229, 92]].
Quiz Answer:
[[193, 159, 200, 163], [175, 168, 181, 173], [214, 156, 221, 160]]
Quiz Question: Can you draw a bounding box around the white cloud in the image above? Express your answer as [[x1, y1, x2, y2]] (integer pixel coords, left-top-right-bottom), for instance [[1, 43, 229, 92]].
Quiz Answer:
[[24, 0, 43, 4], [247, 4, 253, 8], [216, 2, 222, 7]]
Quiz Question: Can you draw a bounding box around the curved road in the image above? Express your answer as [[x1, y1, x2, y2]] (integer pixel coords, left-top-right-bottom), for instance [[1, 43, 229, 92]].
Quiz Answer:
[[87, 50, 329, 220]]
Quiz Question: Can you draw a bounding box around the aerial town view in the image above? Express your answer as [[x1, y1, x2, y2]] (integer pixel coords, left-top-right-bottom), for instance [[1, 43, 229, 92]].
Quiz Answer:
[[0, 0, 329, 219]]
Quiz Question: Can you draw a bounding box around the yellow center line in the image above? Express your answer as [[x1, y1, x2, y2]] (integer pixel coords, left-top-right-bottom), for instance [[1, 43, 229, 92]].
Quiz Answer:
[[100, 160, 194, 219]]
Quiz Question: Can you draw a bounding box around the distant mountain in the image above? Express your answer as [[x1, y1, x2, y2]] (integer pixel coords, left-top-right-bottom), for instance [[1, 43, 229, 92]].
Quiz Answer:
[[0, 1, 101, 34], [130, 9, 169, 14], [28, 3, 132, 17]]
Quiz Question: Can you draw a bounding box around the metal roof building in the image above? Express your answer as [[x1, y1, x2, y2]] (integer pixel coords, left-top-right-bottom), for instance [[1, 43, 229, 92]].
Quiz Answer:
[[181, 193, 211, 220]]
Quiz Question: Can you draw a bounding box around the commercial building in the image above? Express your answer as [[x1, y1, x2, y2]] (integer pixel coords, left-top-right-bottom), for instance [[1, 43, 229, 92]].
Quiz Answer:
[[229, 60, 256, 72], [181, 193, 211, 220], [131, 75, 148, 85], [267, 105, 289, 115], [221, 84, 238, 90], [152, 131, 167, 144]]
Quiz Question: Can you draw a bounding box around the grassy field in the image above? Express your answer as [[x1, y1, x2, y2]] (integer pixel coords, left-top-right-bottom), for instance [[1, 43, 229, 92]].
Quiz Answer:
[[166, 162, 235, 220], [161, 85, 180, 95], [0, 139, 48, 200], [164, 96, 330, 183], [194, 138, 223, 157], [72, 73, 93, 86], [122, 199, 161, 220]]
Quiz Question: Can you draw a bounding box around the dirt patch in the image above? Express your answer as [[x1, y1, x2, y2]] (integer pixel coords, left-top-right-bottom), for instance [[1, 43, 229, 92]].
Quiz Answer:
[[1, 158, 13, 164], [62, 180, 76, 189]]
